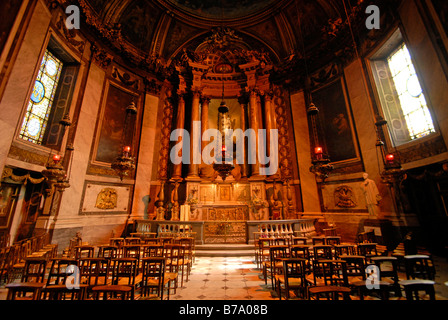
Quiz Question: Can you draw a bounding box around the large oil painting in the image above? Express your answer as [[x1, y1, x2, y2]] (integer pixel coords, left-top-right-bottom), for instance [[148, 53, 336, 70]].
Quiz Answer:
[[95, 84, 135, 164], [311, 79, 358, 163]]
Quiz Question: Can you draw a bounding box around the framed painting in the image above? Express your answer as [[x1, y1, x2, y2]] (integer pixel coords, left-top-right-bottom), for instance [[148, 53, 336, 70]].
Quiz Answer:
[[94, 83, 138, 165], [311, 78, 359, 164]]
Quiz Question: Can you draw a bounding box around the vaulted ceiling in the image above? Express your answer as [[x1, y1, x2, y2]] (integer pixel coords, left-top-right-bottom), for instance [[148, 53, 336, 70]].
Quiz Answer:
[[78, 0, 357, 61]]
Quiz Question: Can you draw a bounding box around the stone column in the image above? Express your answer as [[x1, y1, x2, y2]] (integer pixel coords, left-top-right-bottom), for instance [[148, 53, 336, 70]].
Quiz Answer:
[[187, 89, 201, 179], [263, 91, 279, 178], [172, 92, 185, 181], [238, 95, 248, 178], [249, 89, 260, 177], [201, 96, 210, 152]]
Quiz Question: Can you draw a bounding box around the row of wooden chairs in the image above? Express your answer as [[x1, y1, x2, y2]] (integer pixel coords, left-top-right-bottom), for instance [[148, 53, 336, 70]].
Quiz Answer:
[[0, 233, 58, 284], [5, 255, 172, 300], [262, 243, 437, 300], [67, 237, 195, 289]]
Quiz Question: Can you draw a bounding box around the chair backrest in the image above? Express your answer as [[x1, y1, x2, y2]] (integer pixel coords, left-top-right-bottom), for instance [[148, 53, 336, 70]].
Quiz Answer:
[[122, 245, 141, 259], [371, 256, 399, 283], [325, 236, 341, 246], [312, 259, 348, 286], [46, 258, 78, 286], [22, 258, 47, 283], [282, 258, 307, 283], [97, 246, 118, 259], [357, 243, 378, 257], [141, 257, 166, 296], [313, 245, 333, 260], [291, 237, 307, 245], [110, 258, 138, 286], [334, 245, 357, 258], [290, 245, 310, 260], [164, 244, 185, 272], [75, 245, 95, 260], [269, 245, 288, 262], [79, 258, 110, 286], [340, 255, 366, 280], [142, 244, 164, 258], [125, 237, 141, 245], [404, 255, 435, 280]]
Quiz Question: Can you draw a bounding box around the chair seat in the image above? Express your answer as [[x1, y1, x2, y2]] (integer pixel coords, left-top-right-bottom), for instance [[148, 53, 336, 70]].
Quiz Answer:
[[399, 279, 435, 286], [165, 272, 178, 281], [275, 275, 303, 287], [6, 282, 45, 290], [92, 285, 133, 293]]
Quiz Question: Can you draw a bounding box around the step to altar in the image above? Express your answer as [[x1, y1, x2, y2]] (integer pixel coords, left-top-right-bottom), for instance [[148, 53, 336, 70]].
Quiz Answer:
[[195, 243, 255, 257]]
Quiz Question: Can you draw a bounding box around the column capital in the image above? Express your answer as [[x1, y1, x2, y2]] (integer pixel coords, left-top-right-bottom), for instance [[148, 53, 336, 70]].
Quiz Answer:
[[201, 95, 211, 104]]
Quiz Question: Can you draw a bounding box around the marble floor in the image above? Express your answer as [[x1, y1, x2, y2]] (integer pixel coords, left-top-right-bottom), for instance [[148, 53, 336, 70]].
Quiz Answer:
[[1, 254, 447, 301], [170, 255, 275, 300]]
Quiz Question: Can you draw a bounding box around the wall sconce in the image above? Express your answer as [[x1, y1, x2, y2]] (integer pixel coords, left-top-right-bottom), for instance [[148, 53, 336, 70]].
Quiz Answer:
[[375, 116, 405, 184], [307, 101, 333, 181], [112, 100, 137, 181], [212, 82, 234, 181], [41, 113, 72, 192]]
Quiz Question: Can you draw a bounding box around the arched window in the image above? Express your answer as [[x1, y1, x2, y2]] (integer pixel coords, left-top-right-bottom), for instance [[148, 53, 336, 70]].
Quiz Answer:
[[19, 49, 64, 145]]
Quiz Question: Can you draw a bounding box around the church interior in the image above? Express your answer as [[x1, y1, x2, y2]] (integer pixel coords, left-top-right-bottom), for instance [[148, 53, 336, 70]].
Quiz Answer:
[[1, 0, 448, 302]]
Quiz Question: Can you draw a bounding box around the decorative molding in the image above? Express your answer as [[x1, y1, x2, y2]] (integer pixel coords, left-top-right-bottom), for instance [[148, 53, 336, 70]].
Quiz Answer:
[[111, 66, 139, 90], [399, 135, 447, 164], [91, 44, 113, 70], [54, 13, 86, 54]]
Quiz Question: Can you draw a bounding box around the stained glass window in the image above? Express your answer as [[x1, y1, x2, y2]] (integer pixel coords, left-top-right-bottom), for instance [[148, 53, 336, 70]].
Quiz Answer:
[[387, 44, 435, 140], [19, 50, 63, 144]]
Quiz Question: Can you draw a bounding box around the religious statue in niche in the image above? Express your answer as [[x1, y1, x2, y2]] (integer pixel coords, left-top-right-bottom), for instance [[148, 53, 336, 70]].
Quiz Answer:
[[360, 173, 382, 217], [334, 185, 357, 208], [95, 188, 118, 210]]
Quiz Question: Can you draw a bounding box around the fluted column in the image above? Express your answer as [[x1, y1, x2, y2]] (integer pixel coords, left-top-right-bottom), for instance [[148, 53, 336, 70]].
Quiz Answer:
[[238, 95, 248, 178], [201, 96, 210, 152], [172, 93, 185, 181], [249, 89, 260, 177], [263, 91, 279, 178], [187, 89, 201, 179]]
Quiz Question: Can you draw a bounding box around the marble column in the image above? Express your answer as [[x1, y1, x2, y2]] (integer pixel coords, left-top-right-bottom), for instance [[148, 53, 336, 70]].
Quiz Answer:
[[249, 89, 260, 177], [201, 96, 210, 152], [238, 96, 248, 178], [263, 91, 279, 178], [172, 93, 185, 181], [187, 89, 201, 179]]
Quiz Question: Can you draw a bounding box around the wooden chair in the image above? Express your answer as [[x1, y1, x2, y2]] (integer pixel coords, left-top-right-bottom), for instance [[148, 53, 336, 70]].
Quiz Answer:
[[255, 238, 270, 270], [125, 237, 141, 245], [308, 285, 351, 300], [178, 238, 194, 283], [334, 244, 357, 258], [275, 258, 307, 300], [263, 245, 288, 290], [357, 243, 378, 263], [339, 255, 366, 286], [140, 257, 170, 300], [291, 237, 308, 245], [313, 245, 333, 261], [399, 279, 436, 300], [312, 236, 326, 246], [41, 258, 87, 300], [325, 236, 341, 246], [96, 257, 140, 300], [97, 245, 118, 260], [142, 244, 164, 258], [5, 257, 47, 300], [78, 257, 110, 299], [308, 259, 348, 287], [74, 245, 95, 260], [404, 255, 436, 280], [371, 256, 401, 297]]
